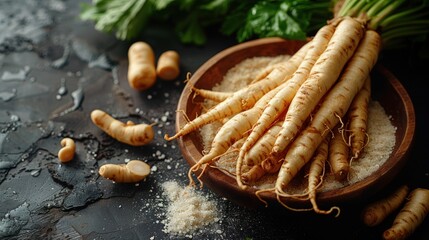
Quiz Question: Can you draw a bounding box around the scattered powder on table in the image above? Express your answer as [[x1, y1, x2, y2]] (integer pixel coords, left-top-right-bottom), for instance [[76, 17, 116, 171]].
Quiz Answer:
[[199, 54, 397, 193], [161, 180, 219, 236]]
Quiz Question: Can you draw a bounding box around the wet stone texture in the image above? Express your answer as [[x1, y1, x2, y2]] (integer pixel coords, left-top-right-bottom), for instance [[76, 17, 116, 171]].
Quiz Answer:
[[1, 1, 429, 240], [0, 0, 240, 239]]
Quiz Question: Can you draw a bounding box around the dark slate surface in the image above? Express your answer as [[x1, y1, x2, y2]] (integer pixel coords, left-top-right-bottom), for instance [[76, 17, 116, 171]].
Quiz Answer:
[[0, 1, 428, 240]]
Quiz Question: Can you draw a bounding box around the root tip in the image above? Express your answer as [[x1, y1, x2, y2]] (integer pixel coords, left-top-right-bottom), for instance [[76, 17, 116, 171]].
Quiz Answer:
[[164, 133, 177, 141]]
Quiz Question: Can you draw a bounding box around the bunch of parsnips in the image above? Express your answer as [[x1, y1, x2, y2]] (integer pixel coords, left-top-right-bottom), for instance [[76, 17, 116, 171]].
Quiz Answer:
[[164, 0, 429, 216]]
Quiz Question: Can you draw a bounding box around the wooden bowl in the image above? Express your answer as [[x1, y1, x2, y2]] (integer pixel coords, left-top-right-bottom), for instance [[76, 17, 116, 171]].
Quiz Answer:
[[175, 37, 415, 208]]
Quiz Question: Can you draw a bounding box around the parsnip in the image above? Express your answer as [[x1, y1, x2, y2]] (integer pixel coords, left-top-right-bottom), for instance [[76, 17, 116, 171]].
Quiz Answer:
[[347, 76, 371, 159], [383, 188, 429, 240], [99, 160, 151, 183], [328, 124, 350, 181], [157, 50, 180, 80], [307, 137, 340, 216], [273, 17, 365, 155], [188, 83, 284, 186], [58, 138, 76, 163], [128, 41, 156, 91], [361, 185, 409, 227], [91, 109, 154, 146], [164, 43, 310, 141], [191, 87, 233, 103], [235, 24, 336, 189], [275, 30, 381, 195]]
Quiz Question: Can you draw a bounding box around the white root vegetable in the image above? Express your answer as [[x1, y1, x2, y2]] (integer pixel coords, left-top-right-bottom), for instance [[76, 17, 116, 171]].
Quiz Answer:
[[274, 29, 381, 195], [235, 24, 335, 189], [242, 165, 268, 183], [99, 160, 151, 183], [127, 41, 157, 90], [361, 185, 409, 227], [91, 109, 154, 146], [306, 136, 340, 216], [191, 87, 233, 103], [383, 188, 429, 240], [328, 123, 350, 181], [58, 138, 76, 163], [272, 17, 365, 155], [164, 43, 310, 141], [189, 62, 287, 103], [244, 120, 284, 167], [347, 76, 371, 159], [156, 50, 180, 80], [188, 82, 285, 186]]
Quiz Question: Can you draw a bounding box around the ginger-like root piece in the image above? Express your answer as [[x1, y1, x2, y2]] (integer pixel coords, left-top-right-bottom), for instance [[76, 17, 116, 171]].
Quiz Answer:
[[383, 188, 429, 240], [58, 138, 75, 163], [156, 50, 180, 80], [127, 41, 157, 91], [90, 109, 154, 146], [98, 160, 151, 183]]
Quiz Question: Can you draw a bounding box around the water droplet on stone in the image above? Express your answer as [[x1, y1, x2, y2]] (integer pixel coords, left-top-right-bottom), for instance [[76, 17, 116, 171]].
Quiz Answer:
[[30, 169, 41, 177]]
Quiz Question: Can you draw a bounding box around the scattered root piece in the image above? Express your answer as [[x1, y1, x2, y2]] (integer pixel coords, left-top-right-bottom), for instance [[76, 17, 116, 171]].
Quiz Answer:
[[99, 160, 151, 183], [91, 109, 154, 146], [383, 188, 429, 240], [361, 185, 409, 227], [58, 138, 75, 163]]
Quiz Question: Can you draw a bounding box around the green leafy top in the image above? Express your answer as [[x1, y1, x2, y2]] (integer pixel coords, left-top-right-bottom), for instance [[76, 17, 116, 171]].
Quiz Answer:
[[80, 0, 429, 49], [336, 0, 429, 49], [80, 0, 334, 45]]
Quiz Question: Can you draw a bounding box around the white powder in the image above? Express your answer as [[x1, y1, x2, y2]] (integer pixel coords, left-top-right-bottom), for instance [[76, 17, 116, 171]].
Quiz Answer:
[[199, 55, 397, 193], [212, 55, 291, 92], [161, 181, 219, 236]]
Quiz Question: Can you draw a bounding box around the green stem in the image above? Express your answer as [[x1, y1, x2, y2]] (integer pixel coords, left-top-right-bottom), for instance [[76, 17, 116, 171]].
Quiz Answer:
[[379, 4, 428, 28], [382, 28, 429, 44], [382, 19, 429, 32], [356, 0, 378, 17], [366, 0, 391, 17], [338, 0, 362, 17], [369, 0, 406, 30]]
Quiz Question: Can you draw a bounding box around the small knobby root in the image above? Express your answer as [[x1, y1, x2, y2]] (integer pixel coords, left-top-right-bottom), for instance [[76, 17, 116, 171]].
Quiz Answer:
[[58, 138, 76, 163]]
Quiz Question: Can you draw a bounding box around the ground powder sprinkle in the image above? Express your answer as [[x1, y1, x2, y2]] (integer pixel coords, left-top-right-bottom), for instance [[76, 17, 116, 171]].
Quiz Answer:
[[161, 180, 219, 236]]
